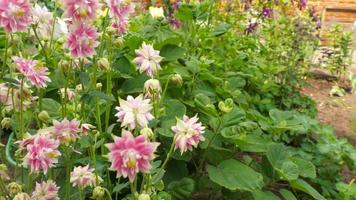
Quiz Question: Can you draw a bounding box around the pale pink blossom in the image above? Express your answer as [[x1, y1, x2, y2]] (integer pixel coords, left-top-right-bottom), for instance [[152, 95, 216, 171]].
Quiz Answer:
[[133, 42, 163, 77], [171, 115, 205, 154], [23, 135, 61, 174], [111, 18, 129, 35], [107, 0, 134, 19], [13, 57, 51, 88], [81, 123, 95, 135], [144, 79, 161, 99], [66, 23, 99, 58], [0, 0, 32, 32], [59, 88, 75, 101], [53, 118, 80, 145], [63, 0, 98, 21], [70, 165, 97, 188], [0, 83, 32, 111], [106, 131, 159, 182], [115, 95, 154, 130], [13, 193, 31, 200], [31, 180, 59, 200]]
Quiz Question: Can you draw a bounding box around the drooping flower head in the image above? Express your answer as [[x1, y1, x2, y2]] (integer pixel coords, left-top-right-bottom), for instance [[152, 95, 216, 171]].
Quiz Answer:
[[63, 0, 98, 21], [13, 57, 51, 88], [13, 193, 30, 200], [144, 79, 161, 100], [107, 0, 134, 19], [0, 83, 32, 111], [133, 42, 163, 77], [0, 0, 32, 32], [53, 118, 81, 145], [106, 131, 159, 182], [70, 165, 98, 188], [31, 180, 59, 200], [66, 23, 99, 58], [115, 95, 154, 130], [171, 115, 205, 154], [111, 18, 129, 35], [23, 135, 61, 174]]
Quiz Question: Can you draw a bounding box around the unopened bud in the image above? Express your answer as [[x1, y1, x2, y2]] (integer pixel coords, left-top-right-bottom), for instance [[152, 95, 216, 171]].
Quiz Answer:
[[96, 83, 103, 90], [97, 58, 110, 71], [170, 74, 183, 87], [38, 111, 50, 122], [0, 164, 10, 181], [75, 84, 83, 93], [8, 182, 22, 195], [92, 186, 105, 200], [138, 193, 150, 200], [1, 117, 12, 129], [218, 98, 234, 113], [140, 127, 154, 139], [58, 60, 70, 73], [13, 193, 30, 200], [144, 79, 161, 100]]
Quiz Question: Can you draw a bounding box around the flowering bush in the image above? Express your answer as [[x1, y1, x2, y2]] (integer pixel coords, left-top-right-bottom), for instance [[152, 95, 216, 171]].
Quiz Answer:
[[0, 0, 355, 200]]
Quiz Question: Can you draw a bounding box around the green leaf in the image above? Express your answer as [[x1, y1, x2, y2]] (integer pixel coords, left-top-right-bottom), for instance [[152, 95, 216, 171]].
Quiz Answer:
[[252, 190, 280, 200], [41, 98, 61, 118], [290, 179, 326, 200], [280, 161, 299, 180], [279, 189, 297, 200], [176, 5, 193, 21], [211, 23, 231, 36], [221, 107, 246, 127], [160, 44, 186, 61], [166, 178, 195, 200], [121, 74, 148, 94], [292, 158, 316, 179], [266, 144, 289, 168], [207, 159, 263, 191]]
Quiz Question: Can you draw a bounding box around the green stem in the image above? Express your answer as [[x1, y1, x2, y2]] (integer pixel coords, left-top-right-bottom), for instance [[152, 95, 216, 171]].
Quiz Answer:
[[19, 78, 25, 138], [104, 188, 113, 200], [65, 150, 71, 200], [32, 26, 49, 64], [5, 132, 20, 167], [38, 88, 43, 111], [2, 33, 8, 78], [130, 182, 137, 199], [159, 75, 172, 107], [155, 137, 176, 180], [78, 187, 83, 200], [27, 172, 32, 192], [104, 70, 112, 131]]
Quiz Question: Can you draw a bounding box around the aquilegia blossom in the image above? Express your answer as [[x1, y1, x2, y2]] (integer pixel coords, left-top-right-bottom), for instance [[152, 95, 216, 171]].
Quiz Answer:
[[66, 23, 99, 58], [171, 115, 205, 154], [13, 57, 51, 88], [31, 180, 59, 200], [106, 131, 159, 182], [133, 42, 163, 77], [0, 0, 31, 32], [53, 118, 81, 145], [115, 95, 154, 130], [63, 0, 98, 21], [107, 0, 135, 19], [23, 135, 61, 174], [13, 193, 31, 200], [70, 165, 97, 188]]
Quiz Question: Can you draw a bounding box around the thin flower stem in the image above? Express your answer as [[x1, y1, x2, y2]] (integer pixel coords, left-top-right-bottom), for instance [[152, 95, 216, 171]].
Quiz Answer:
[[104, 188, 113, 200], [2, 33, 8, 78], [78, 187, 83, 200], [159, 75, 172, 107], [27, 172, 32, 192], [19, 78, 25, 138], [65, 149, 71, 200], [32, 26, 49, 64], [130, 182, 137, 199], [155, 137, 176, 180]]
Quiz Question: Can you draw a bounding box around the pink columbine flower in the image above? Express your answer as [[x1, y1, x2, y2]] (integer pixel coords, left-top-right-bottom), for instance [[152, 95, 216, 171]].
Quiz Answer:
[[115, 95, 154, 130], [31, 180, 59, 200], [13, 57, 51, 88], [63, 0, 98, 21], [59, 88, 76, 101], [107, 0, 135, 19], [70, 165, 97, 188], [66, 23, 99, 58], [0, 0, 32, 32], [53, 118, 80, 145], [133, 42, 163, 77], [0, 83, 32, 111], [23, 135, 61, 174], [81, 123, 95, 135], [106, 131, 159, 182], [171, 115, 205, 154], [111, 18, 129, 35], [13, 193, 31, 200]]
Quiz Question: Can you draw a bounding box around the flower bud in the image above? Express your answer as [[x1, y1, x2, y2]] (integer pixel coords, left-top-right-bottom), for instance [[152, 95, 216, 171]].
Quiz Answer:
[[0, 196, 6, 200], [218, 98, 234, 113], [38, 111, 50, 122], [75, 84, 83, 93], [140, 127, 154, 139], [8, 182, 22, 195], [170, 74, 183, 87], [0, 164, 10, 181], [97, 58, 110, 71], [144, 79, 161, 100], [60, 88, 75, 101], [13, 193, 30, 200], [96, 83, 103, 91], [1, 117, 12, 129], [92, 186, 105, 200], [138, 193, 150, 200], [58, 60, 70, 73]]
